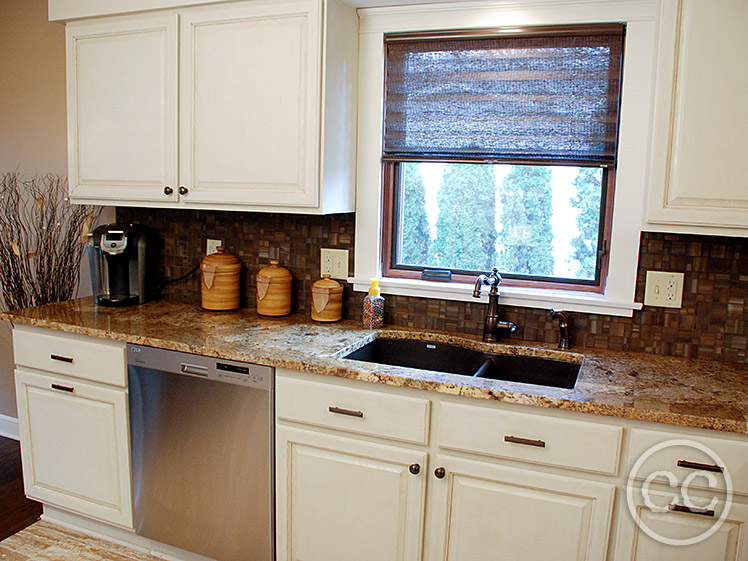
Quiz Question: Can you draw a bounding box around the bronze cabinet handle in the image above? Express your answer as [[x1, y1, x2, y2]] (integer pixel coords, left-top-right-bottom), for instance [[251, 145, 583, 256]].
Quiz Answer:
[[409, 463, 420, 475], [677, 460, 724, 473], [668, 503, 715, 517], [164, 186, 173, 195], [434, 467, 446, 479], [328, 406, 364, 418], [50, 354, 74, 364], [51, 383, 74, 393], [178, 186, 189, 195], [504, 435, 546, 448]]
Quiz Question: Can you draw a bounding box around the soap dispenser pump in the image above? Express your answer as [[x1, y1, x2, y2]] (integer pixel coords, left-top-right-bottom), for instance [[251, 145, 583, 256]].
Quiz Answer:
[[363, 279, 385, 329]]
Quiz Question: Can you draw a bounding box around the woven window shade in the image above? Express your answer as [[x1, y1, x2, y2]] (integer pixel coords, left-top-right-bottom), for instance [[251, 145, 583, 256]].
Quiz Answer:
[[383, 26, 624, 163]]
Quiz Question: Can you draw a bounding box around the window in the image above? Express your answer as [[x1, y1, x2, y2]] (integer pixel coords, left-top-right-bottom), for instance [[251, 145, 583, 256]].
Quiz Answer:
[[382, 25, 624, 292]]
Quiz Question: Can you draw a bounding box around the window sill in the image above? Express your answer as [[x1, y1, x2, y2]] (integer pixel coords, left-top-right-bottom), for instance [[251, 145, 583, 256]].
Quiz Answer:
[[349, 276, 642, 317]]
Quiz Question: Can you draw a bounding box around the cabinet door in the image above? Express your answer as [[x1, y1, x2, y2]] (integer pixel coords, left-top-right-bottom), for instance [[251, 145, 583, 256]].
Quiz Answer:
[[276, 426, 426, 561], [616, 488, 748, 561], [428, 454, 615, 561], [15, 369, 133, 528], [66, 13, 178, 204], [645, 0, 748, 235], [180, 1, 321, 208]]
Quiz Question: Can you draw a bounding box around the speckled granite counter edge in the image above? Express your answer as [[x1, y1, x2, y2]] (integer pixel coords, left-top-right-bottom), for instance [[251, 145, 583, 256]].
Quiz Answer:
[[4, 307, 748, 436]]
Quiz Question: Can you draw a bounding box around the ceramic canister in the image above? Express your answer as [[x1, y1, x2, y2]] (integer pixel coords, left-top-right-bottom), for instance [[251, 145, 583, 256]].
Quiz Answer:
[[256, 260, 292, 316], [311, 274, 343, 322], [201, 247, 241, 311]]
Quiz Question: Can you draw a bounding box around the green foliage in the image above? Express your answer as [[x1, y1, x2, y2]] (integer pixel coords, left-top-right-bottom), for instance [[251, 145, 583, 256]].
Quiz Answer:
[[429, 164, 497, 270], [497, 166, 554, 275], [569, 168, 602, 279], [399, 164, 431, 265]]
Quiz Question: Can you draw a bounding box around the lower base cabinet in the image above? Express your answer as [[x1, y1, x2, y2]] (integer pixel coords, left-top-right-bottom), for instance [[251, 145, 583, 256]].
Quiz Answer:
[[15, 368, 133, 528], [615, 488, 748, 561], [276, 426, 427, 561], [428, 454, 615, 561]]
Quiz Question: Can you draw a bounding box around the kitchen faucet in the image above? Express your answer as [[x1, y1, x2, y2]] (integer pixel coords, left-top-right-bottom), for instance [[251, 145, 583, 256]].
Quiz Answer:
[[550, 309, 572, 350], [472, 268, 517, 343]]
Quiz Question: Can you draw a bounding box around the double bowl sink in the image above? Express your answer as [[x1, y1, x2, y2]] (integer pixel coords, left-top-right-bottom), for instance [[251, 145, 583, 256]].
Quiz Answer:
[[341, 336, 582, 389]]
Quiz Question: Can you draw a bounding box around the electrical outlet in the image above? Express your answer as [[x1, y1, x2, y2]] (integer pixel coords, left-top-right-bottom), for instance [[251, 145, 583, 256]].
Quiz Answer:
[[644, 271, 684, 308], [206, 239, 223, 255], [320, 248, 349, 280]]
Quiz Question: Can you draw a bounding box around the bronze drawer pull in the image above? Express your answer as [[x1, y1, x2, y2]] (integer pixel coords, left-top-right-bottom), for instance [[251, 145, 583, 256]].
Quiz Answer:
[[329, 406, 364, 418], [409, 463, 420, 475], [51, 383, 74, 393], [668, 503, 715, 517], [504, 435, 546, 448], [677, 460, 724, 473], [50, 354, 74, 364]]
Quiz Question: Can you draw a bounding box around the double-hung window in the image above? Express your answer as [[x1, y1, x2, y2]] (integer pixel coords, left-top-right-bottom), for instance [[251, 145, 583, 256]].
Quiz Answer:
[[381, 25, 625, 292]]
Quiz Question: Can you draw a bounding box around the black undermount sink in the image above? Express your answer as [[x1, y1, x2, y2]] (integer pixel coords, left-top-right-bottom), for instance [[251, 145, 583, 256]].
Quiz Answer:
[[343, 338, 581, 389]]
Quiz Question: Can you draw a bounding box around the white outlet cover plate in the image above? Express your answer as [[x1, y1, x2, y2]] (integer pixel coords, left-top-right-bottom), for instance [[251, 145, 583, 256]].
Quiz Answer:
[[321, 248, 349, 280], [206, 239, 223, 255], [644, 271, 684, 308]]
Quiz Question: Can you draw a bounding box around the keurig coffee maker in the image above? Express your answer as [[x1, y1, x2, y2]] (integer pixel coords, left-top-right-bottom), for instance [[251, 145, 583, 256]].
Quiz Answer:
[[88, 223, 158, 306]]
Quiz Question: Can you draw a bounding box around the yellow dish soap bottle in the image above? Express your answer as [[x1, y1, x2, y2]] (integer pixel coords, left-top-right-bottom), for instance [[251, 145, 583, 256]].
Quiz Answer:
[[363, 279, 385, 329]]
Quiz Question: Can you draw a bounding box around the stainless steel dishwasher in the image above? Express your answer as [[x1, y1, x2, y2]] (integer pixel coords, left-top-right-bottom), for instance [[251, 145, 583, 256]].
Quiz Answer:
[[126, 344, 274, 561]]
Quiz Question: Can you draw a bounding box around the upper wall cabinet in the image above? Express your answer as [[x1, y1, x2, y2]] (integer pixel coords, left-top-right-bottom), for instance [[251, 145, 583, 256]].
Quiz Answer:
[[64, 0, 357, 214], [645, 0, 748, 236]]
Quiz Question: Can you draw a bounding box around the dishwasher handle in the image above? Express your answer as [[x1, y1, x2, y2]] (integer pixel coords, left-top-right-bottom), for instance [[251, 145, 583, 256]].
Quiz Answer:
[[180, 363, 209, 377]]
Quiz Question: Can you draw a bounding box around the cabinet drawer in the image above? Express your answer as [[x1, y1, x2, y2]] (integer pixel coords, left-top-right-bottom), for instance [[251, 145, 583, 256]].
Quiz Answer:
[[276, 375, 431, 445], [626, 428, 748, 496], [13, 327, 127, 387], [439, 402, 622, 475]]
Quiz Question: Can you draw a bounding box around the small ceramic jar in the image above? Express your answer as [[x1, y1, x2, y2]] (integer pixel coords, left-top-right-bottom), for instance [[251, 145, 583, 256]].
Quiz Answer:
[[201, 247, 241, 311], [311, 275, 343, 322], [256, 260, 292, 316]]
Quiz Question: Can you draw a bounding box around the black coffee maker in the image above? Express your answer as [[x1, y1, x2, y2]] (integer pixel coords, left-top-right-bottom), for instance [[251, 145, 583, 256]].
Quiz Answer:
[[88, 223, 158, 306]]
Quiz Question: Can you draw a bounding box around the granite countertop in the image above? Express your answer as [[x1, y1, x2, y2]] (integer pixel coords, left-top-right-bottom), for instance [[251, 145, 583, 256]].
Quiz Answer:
[[3, 297, 748, 435]]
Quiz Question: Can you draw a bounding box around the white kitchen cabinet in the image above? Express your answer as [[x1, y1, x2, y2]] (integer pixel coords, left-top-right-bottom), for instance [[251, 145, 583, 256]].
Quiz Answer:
[[276, 369, 619, 561], [13, 327, 132, 529], [616, 488, 748, 561], [276, 426, 427, 561], [65, 0, 357, 214], [645, 0, 748, 236], [429, 454, 615, 561], [66, 13, 179, 204]]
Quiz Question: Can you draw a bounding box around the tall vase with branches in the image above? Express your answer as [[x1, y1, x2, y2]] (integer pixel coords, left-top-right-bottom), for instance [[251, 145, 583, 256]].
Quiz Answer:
[[0, 172, 101, 311]]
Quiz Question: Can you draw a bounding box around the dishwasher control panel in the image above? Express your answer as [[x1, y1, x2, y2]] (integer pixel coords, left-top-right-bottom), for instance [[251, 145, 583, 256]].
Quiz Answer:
[[127, 344, 272, 391]]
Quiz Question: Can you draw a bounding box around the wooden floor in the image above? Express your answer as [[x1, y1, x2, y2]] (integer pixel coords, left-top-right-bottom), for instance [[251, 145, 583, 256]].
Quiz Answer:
[[0, 436, 42, 542]]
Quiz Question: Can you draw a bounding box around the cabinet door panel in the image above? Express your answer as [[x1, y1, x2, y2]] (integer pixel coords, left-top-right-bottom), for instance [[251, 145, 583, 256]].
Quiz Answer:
[[616, 488, 748, 561], [277, 426, 426, 561], [429, 454, 614, 561], [15, 369, 133, 528], [66, 14, 178, 203], [646, 0, 748, 233], [181, 1, 320, 207]]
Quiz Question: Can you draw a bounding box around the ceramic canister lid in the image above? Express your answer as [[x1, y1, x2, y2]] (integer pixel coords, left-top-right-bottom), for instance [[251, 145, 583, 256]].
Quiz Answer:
[[257, 260, 292, 300], [201, 247, 241, 289], [311, 274, 342, 315]]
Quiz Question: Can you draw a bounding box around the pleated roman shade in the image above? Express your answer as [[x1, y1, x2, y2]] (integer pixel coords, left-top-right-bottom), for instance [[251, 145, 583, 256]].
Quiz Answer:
[[383, 25, 625, 164]]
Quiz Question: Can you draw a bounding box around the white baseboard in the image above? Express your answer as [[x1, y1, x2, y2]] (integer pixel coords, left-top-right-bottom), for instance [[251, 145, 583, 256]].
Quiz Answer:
[[0, 414, 19, 439]]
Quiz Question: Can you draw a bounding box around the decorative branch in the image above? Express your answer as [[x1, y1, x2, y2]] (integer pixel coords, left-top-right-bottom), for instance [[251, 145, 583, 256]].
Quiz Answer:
[[0, 172, 101, 311]]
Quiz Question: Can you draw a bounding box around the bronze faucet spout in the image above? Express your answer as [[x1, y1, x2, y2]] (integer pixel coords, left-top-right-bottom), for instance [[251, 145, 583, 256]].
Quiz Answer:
[[550, 309, 572, 350], [472, 268, 517, 343]]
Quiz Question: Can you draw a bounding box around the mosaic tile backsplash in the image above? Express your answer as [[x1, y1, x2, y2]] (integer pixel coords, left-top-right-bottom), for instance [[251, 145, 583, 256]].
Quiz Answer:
[[117, 207, 748, 364]]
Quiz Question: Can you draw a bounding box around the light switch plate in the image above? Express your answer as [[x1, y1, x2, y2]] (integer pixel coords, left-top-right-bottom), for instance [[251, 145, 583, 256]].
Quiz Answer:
[[321, 248, 349, 280], [644, 271, 684, 308]]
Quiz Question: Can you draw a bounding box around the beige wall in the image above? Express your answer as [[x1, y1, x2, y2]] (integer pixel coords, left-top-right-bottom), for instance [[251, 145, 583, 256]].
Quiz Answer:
[[0, 0, 68, 420]]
